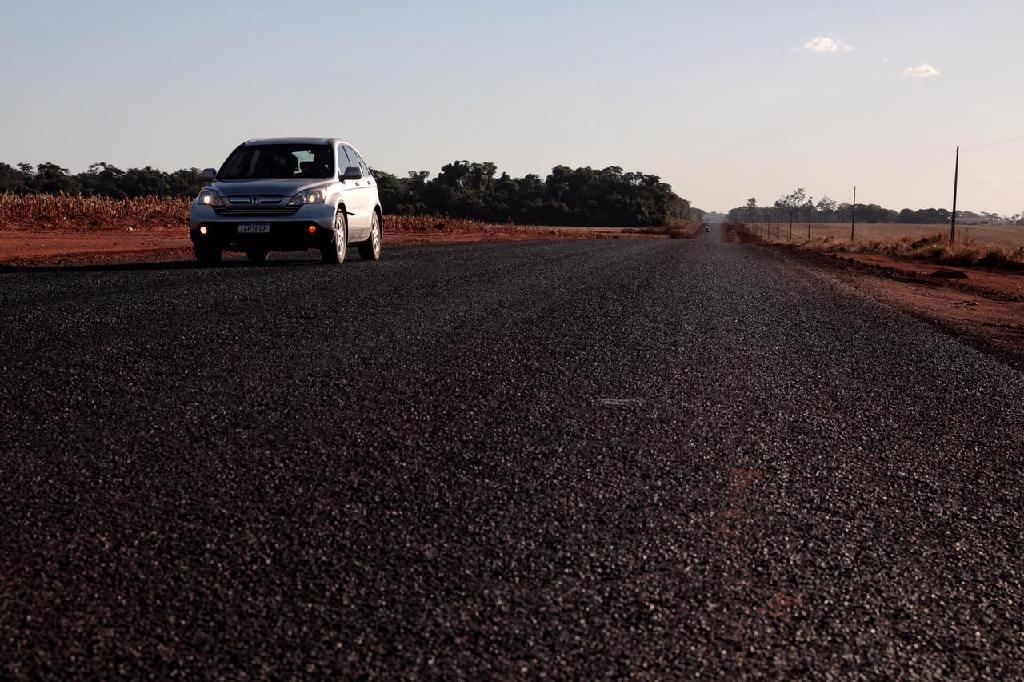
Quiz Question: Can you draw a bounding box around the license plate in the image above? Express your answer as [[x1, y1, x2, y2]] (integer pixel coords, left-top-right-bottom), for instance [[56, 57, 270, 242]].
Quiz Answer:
[[238, 224, 271, 234]]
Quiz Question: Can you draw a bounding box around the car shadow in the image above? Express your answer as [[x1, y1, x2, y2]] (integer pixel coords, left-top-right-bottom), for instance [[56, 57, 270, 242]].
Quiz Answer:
[[0, 250, 399, 274], [0, 258, 336, 274]]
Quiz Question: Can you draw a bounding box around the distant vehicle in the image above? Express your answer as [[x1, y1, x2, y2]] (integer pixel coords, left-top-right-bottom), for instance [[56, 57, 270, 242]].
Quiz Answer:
[[704, 224, 711, 232], [189, 138, 382, 265]]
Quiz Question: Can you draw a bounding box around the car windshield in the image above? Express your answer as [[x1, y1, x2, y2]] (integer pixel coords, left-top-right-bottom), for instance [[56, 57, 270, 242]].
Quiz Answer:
[[218, 144, 334, 180]]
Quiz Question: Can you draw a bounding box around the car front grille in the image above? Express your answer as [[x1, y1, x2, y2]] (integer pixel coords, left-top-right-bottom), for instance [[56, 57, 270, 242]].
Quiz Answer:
[[226, 195, 285, 206], [213, 206, 300, 216]]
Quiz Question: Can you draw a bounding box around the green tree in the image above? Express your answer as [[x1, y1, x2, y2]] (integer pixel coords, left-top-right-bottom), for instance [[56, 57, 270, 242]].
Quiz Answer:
[[35, 163, 75, 194], [0, 162, 29, 192]]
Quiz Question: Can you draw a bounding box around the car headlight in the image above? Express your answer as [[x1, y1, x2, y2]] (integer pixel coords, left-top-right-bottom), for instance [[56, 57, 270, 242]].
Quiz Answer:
[[196, 189, 224, 207], [287, 189, 327, 206]]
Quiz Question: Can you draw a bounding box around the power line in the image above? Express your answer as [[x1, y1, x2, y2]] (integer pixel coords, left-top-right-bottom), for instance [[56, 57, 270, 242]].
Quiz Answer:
[[859, 152, 955, 192], [748, 131, 1024, 218], [853, 131, 1024, 196], [962, 132, 1024, 152]]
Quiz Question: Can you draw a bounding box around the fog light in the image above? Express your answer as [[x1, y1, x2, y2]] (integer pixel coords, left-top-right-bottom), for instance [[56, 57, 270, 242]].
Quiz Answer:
[[308, 225, 317, 234], [199, 225, 208, 236]]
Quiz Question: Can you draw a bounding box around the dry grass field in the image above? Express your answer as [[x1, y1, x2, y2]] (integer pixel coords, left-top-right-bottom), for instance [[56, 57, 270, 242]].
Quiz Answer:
[[750, 221, 1024, 250], [738, 221, 1024, 270], [0, 193, 190, 230]]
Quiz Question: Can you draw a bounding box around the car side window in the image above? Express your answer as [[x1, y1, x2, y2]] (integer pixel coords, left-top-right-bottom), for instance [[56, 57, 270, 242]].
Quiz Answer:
[[338, 145, 354, 175], [350, 148, 371, 177], [342, 146, 365, 177]]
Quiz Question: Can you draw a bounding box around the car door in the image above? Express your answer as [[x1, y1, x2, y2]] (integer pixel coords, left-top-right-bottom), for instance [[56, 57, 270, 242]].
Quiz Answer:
[[337, 144, 369, 238], [349, 146, 376, 212], [339, 144, 372, 239]]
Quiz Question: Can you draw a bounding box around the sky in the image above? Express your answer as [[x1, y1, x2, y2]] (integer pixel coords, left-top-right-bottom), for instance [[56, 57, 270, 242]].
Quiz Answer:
[[2, 0, 1023, 214]]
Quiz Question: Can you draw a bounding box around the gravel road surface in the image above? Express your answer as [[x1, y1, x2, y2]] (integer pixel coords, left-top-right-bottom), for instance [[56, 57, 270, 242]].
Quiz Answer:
[[2, 229, 1022, 678]]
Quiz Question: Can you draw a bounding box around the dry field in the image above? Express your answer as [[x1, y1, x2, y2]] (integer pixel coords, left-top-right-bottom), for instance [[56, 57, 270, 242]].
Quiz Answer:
[[0, 193, 190, 230], [749, 221, 1024, 250], [0, 194, 693, 266], [743, 221, 1024, 271]]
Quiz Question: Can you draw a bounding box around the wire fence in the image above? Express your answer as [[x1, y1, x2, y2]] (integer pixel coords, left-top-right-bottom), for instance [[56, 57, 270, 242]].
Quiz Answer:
[[741, 132, 1024, 248]]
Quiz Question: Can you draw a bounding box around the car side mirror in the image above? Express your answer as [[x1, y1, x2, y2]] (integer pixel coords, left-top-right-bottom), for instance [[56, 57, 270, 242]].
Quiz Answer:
[[340, 166, 362, 181], [200, 168, 217, 182]]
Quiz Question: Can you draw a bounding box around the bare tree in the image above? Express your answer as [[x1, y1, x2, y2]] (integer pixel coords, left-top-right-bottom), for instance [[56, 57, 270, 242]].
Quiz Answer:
[[816, 195, 837, 222], [745, 197, 758, 226], [777, 188, 806, 240]]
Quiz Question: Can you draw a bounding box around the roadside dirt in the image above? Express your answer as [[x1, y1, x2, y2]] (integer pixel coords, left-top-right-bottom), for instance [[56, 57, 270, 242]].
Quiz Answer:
[[722, 222, 1024, 369], [0, 224, 670, 268], [784, 247, 1024, 371], [0, 229, 193, 267]]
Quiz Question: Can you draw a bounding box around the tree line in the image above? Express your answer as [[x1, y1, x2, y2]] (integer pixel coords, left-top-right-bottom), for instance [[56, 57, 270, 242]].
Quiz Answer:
[[0, 160, 698, 228], [727, 189, 1021, 226], [372, 162, 698, 226], [0, 162, 206, 199]]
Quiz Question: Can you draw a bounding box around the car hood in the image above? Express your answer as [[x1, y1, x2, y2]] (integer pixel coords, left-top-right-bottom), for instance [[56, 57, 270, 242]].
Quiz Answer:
[[209, 178, 332, 197]]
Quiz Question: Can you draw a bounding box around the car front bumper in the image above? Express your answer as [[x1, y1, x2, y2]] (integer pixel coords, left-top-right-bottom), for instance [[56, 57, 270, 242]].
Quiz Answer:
[[189, 204, 336, 252]]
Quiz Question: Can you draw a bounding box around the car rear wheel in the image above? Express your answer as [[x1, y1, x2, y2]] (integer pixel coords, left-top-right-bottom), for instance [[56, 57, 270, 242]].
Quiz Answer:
[[246, 248, 269, 264], [194, 241, 222, 266], [358, 211, 383, 261], [320, 211, 348, 264]]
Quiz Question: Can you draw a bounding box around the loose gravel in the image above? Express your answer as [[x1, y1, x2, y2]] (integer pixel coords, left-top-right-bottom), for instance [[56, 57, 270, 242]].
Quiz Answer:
[[2, 230, 1022, 678]]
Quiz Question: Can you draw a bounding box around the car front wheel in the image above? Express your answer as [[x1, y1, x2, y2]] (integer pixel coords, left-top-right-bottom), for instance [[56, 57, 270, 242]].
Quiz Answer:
[[321, 211, 347, 264]]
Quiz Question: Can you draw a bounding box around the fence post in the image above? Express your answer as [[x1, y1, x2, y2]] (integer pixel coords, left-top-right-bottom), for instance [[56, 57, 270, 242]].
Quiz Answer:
[[850, 186, 856, 241]]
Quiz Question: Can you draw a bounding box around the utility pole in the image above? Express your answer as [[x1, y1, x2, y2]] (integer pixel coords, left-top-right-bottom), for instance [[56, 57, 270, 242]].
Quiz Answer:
[[950, 146, 960, 244], [850, 186, 857, 242]]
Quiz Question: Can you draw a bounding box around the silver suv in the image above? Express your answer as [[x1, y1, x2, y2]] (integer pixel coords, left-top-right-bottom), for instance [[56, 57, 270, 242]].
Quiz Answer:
[[189, 138, 382, 265]]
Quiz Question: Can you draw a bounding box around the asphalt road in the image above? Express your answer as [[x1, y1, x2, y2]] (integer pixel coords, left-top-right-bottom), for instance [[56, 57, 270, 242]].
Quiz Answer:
[[2, 229, 1023, 678]]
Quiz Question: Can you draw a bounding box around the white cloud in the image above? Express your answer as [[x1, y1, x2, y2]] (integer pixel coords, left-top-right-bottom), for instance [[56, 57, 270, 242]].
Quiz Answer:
[[903, 63, 941, 79], [803, 36, 852, 53]]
